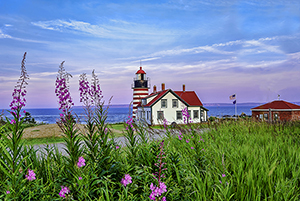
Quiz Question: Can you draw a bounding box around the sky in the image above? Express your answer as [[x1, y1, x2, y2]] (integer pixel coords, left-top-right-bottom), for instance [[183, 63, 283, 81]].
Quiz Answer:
[[1, 0, 300, 109]]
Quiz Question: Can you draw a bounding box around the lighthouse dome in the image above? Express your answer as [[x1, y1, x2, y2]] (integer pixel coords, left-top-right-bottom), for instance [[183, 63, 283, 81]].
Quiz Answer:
[[136, 67, 146, 74]]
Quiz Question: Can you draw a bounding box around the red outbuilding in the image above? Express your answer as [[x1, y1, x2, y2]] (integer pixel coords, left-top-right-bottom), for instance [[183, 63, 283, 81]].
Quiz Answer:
[[251, 100, 300, 122]]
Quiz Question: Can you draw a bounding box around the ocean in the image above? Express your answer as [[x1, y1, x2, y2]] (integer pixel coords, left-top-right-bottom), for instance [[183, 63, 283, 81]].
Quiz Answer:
[[1, 104, 260, 124]]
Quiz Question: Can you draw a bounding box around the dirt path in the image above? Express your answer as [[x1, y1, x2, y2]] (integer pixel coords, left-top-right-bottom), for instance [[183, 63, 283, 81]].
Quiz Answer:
[[23, 124, 123, 139]]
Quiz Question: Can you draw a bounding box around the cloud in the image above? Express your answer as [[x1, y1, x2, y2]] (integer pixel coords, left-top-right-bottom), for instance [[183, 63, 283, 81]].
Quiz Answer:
[[121, 35, 290, 62], [31, 19, 174, 40], [0, 28, 47, 43], [0, 29, 12, 39]]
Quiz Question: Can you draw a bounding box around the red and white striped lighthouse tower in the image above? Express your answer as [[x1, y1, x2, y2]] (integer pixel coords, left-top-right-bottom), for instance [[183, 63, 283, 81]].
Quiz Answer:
[[132, 67, 149, 118]]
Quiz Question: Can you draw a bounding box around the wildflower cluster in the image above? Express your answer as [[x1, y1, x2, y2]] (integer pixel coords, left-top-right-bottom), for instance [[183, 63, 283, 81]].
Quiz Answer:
[[163, 119, 168, 129], [25, 169, 36, 181], [121, 174, 132, 187], [9, 52, 29, 111], [59, 186, 70, 198], [150, 182, 167, 201], [55, 61, 74, 113], [77, 156, 86, 168], [90, 70, 103, 105], [150, 140, 167, 200], [182, 107, 190, 124], [79, 73, 91, 106], [126, 116, 134, 131], [79, 70, 103, 105], [178, 131, 183, 140]]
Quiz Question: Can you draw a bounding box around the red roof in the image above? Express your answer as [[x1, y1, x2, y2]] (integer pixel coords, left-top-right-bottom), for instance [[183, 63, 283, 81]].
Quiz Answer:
[[174, 91, 203, 106], [136, 67, 146, 74], [144, 90, 169, 107], [251, 100, 300, 110], [142, 89, 203, 107]]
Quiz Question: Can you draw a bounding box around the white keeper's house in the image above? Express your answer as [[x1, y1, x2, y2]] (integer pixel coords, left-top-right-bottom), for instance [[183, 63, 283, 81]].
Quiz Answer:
[[132, 67, 208, 125]]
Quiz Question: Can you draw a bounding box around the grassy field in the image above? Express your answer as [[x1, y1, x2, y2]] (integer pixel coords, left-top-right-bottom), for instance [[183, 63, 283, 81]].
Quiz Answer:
[[2, 119, 300, 200]]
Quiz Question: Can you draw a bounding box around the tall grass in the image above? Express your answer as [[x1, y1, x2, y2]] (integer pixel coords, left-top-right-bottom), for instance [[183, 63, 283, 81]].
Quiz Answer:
[[1, 119, 300, 200]]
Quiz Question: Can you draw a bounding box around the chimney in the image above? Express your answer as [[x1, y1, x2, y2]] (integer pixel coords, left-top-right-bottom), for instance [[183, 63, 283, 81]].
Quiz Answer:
[[162, 83, 165, 90], [153, 85, 157, 93], [183, 84, 185, 92]]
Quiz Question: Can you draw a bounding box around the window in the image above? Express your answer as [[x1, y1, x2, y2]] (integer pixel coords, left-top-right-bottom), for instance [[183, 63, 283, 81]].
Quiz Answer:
[[264, 113, 268, 120], [161, 99, 167, 108], [157, 111, 164, 120], [176, 111, 182, 120], [259, 114, 263, 120], [274, 113, 278, 120], [188, 110, 191, 118], [142, 111, 145, 119], [193, 110, 199, 119], [172, 99, 178, 108]]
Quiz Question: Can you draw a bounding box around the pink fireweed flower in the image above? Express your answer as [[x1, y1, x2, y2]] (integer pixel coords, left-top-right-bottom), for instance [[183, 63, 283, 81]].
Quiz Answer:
[[121, 174, 132, 187], [77, 156, 86, 168], [178, 135, 182, 140], [59, 186, 70, 198], [10, 52, 29, 112], [191, 147, 194, 149], [186, 139, 189, 143], [90, 70, 103, 105], [222, 174, 226, 177], [116, 146, 120, 149], [55, 61, 74, 113], [10, 119, 16, 124], [125, 116, 134, 131], [149, 182, 167, 200], [163, 119, 168, 129], [23, 110, 26, 113], [6, 191, 10, 194], [79, 177, 82, 180], [182, 107, 190, 124], [79, 70, 103, 107], [25, 169, 36, 181]]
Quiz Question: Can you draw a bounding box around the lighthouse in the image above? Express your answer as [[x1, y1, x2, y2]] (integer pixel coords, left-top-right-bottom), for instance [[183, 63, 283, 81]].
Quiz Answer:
[[132, 67, 149, 118]]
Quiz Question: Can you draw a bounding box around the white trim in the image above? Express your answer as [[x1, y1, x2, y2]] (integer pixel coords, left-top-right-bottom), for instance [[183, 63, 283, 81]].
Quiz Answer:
[[133, 95, 147, 99], [133, 90, 148, 94]]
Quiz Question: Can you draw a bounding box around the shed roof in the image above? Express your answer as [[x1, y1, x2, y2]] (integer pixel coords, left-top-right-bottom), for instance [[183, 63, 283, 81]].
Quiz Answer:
[[251, 100, 300, 110]]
